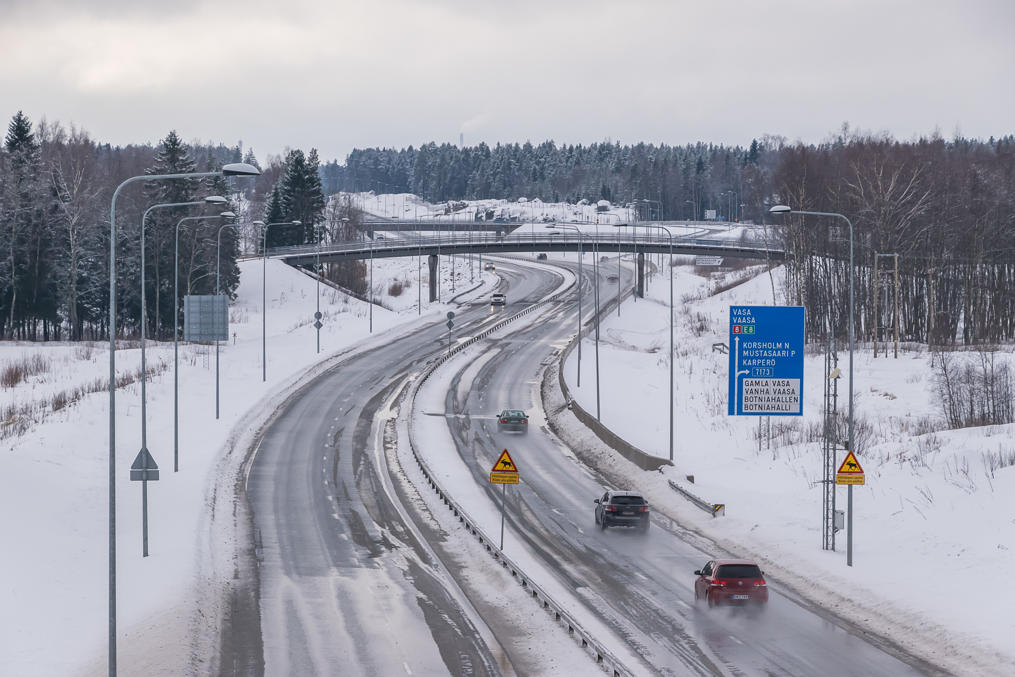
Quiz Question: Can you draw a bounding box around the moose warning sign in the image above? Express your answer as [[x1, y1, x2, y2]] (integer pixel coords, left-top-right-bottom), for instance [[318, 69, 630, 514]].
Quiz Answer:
[[835, 451, 865, 485], [490, 449, 519, 484]]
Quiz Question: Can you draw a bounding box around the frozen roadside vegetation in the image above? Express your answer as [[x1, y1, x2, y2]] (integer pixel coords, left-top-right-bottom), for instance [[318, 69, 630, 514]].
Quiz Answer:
[[559, 257, 1015, 676]]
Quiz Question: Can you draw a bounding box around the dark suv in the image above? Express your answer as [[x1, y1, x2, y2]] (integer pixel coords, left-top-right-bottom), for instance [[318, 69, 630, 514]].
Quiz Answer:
[[497, 409, 528, 433], [594, 491, 650, 531], [694, 559, 768, 607]]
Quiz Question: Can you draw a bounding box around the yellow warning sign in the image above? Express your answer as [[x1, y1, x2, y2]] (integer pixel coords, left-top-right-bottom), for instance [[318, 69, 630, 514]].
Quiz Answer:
[[491, 449, 518, 474], [490, 472, 519, 484], [835, 451, 865, 485]]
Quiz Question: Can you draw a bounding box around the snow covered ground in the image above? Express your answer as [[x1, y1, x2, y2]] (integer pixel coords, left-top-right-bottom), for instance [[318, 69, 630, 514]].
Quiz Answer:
[[0, 247, 491, 676], [561, 255, 1015, 675]]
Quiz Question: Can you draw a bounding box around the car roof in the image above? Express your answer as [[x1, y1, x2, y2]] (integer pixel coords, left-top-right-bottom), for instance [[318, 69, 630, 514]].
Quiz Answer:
[[608, 490, 644, 497], [713, 559, 760, 566]]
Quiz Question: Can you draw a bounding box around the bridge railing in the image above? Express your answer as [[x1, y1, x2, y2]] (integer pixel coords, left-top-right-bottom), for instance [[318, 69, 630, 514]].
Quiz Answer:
[[266, 229, 779, 258]]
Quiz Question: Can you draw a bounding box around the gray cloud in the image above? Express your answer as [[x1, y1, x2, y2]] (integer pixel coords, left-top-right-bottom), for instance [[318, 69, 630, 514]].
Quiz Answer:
[[1, 0, 1012, 163]]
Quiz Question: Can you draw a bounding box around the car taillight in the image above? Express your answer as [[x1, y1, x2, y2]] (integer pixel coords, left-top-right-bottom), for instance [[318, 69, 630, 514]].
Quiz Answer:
[[500, 419, 507, 423], [522, 419, 527, 424], [753, 579, 766, 586], [605, 505, 618, 512], [710, 579, 727, 587], [638, 506, 649, 512]]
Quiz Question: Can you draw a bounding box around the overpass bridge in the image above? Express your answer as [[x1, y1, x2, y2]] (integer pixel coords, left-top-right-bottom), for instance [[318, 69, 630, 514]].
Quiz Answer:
[[267, 228, 784, 302]]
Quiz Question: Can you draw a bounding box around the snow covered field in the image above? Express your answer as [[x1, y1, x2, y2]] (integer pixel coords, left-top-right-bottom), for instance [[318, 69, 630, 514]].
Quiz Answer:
[[0, 248, 490, 676], [561, 256, 1015, 675]]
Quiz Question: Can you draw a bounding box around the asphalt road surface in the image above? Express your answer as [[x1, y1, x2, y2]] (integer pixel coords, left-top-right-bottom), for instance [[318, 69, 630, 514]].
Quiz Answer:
[[237, 253, 942, 676]]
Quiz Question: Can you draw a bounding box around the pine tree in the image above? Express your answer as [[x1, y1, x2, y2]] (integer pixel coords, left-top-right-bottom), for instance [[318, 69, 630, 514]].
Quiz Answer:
[[1, 111, 52, 338], [276, 148, 325, 245], [139, 130, 199, 338]]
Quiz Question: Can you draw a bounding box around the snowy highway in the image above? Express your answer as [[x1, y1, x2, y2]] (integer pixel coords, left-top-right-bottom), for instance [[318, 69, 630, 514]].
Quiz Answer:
[[237, 254, 942, 676]]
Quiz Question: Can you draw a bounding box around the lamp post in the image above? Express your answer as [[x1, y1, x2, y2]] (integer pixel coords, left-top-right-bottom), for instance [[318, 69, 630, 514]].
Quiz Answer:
[[369, 228, 374, 333], [770, 204, 856, 566], [173, 207, 232, 473], [260, 219, 301, 382], [106, 162, 258, 677], [215, 220, 240, 419], [547, 225, 583, 388], [137, 198, 226, 559], [315, 222, 322, 354], [615, 223, 674, 461]]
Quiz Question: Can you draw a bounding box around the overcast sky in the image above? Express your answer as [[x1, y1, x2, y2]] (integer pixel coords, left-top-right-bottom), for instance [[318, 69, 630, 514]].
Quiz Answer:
[[2, 0, 1012, 164]]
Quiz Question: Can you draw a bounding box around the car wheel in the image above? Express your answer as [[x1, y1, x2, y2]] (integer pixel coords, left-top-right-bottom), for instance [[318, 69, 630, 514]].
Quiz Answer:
[[639, 519, 650, 532], [707, 592, 716, 609], [600, 517, 608, 531]]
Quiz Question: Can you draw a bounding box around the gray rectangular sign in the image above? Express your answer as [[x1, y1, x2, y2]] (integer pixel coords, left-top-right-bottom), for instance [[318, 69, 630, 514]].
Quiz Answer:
[[183, 294, 229, 341]]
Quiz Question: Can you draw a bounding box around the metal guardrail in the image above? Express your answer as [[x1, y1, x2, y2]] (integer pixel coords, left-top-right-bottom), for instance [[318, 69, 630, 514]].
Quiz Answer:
[[667, 480, 725, 518], [402, 279, 637, 677]]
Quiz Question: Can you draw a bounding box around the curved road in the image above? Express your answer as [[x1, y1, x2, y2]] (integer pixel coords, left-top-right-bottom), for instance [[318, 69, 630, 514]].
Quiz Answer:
[[238, 253, 942, 676]]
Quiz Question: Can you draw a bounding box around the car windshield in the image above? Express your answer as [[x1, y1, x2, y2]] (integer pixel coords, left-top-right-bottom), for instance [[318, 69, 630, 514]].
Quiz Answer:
[[504, 410, 525, 417], [715, 564, 762, 578], [611, 495, 645, 505]]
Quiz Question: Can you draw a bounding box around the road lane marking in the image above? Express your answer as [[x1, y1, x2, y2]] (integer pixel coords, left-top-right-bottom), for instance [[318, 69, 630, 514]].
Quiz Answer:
[[729, 635, 743, 645]]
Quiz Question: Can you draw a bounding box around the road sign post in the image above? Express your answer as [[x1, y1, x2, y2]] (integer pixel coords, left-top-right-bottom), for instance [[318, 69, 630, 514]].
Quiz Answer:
[[836, 450, 865, 566], [446, 311, 455, 355], [728, 306, 805, 416], [489, 449, 519, 550], [130, 448, 159, 557]]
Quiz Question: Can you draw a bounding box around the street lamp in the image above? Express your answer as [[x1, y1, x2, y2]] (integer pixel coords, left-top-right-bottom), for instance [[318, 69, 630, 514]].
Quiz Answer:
[[215, 218, 239, 420], [615, 223, 674, 462], [770, 204, 856, 566], [259, 219, 301, 381], [173, 207, 232, 473], [547, 225, 583, 388], [138, 196, 227, 476], [315, 222, 322, 354], [106, 162, 258, 677], [134, 196, 227, 560]]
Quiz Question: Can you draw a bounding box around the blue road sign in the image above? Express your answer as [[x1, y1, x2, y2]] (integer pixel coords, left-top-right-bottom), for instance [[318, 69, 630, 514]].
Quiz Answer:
[[728, 305, 805, 416]]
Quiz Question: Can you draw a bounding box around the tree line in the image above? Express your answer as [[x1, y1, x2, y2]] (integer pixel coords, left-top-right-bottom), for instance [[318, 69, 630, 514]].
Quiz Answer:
[[0, 111, 332, 341], [1, 109, 1012, 346], [324, 131, 1015, 347]]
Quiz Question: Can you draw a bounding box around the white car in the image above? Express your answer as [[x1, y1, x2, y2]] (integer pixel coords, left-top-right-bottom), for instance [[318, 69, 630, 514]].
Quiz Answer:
[[491, 293, 506, 306]]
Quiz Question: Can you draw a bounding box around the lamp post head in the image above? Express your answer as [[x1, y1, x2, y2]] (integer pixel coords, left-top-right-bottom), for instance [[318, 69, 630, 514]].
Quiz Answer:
[[204, 195, 228, 205], [219, 211, 236, 218], [769, 205, 792, 215], [291, 220, 302, 226], [221, 162, 261, 177], [252, 220, 265, 226]]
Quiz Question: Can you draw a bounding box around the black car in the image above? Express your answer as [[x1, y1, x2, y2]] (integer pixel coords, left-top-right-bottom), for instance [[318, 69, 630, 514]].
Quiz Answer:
[[594, 490, 650, 531], [484, 263, 496, 271], [536, 253, 548, 260], [496, 409, 528, 433]]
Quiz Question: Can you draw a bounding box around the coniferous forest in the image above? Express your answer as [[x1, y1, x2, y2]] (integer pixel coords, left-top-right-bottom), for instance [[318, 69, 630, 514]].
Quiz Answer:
[[1, 109, 1013, 345]]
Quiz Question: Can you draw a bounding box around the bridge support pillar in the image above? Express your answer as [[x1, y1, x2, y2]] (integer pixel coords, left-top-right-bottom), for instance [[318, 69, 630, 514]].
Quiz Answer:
[[637, 252, 645, 298], [428, 254, 439, 302]]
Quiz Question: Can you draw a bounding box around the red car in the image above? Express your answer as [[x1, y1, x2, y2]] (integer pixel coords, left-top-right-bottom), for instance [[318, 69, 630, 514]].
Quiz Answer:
[[694, 559, 768, 607]]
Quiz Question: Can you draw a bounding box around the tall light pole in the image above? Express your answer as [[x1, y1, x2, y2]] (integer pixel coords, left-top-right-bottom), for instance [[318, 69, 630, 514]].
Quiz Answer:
[[770, 204, 856, 565], [173, 207, 232, 473], [215, 220, 241, 420], [106, 162, 258, 677], [547, 225, 583, 387], [260, 219, 301, 382], [616, 223, 674, 461], [138, 198, 224, 559], [315, 222, 322, 354], [369, 229, 374, 332]]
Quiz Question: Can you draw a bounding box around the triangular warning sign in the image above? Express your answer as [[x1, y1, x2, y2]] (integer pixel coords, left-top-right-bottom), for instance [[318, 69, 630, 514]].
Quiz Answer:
[[491, 449, 518, 474], [836, 451, 864, 474], [130, 447, 160, 482]]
